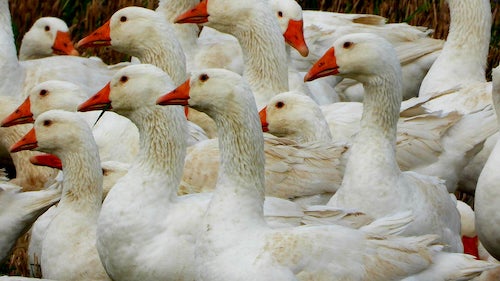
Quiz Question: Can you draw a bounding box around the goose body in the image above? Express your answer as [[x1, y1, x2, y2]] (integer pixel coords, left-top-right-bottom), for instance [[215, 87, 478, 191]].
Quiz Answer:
[[0, 176, 60, 265], [475, 65, 500, 260]]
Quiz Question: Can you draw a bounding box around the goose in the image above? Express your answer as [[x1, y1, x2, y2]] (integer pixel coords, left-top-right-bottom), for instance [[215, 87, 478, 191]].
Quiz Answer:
[[419, 0, 491, 97], [474, 65, 500, 261], [413, 0, 496, 193], [19, 17, 79, 61], [10, 110, 111, 281], [175, 0, 289, 109], [0, 170, 60, 265], [173, 0, 495, 190], [304, 33, 462, 252], [272, 0, 443, 102], [1, 80, 140, 163], [77, 6, 214, 139], [26, 154, 130, 278], [0, 0, 122, 189], [156, 67, 497, 281], [156, 0, 244, 74], [0, 96, 58, 191], [77, 63, 322, 280], [0, 0, 116, 100]]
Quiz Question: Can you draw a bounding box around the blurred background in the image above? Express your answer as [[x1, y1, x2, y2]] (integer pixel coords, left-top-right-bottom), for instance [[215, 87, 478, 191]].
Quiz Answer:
[[8, 0, 500, 78]]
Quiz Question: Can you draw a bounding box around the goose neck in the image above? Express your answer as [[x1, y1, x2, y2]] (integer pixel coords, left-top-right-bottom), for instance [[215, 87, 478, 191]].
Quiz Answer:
[[0, 0, 24, 96], [442, 0, 490, 78], [343, 71, 402, 188], [205, 98, 266, 225], [133, 26, 188, 86], [129, 106, 187, 184], [232, 10, 289, 108], [58, 148, 103, 217]]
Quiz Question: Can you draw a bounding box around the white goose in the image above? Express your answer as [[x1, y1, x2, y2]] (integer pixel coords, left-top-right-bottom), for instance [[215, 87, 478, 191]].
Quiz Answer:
[[1, 80, 140, 163], [475, 65, 500, 261], [305, 33, 462, 252], [273, 0, 443, 102], [176, 0, 289, 109], [0, 172, 60, 265], [78, 64, 316, 280], [0, 0, 116, 100], [78, 6, 213, 139], [419, 0, 491, 97], [10, 110, 110, 281], [19, 17, 79, 61], [157, 68, 497, 281]]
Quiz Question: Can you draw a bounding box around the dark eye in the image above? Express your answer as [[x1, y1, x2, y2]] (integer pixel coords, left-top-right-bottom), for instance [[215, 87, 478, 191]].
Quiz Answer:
[[275, 101, 285, 108], [44, 25, 50, 31], [343, 41, 353, 49], [40, 89, 48, 96], [199, 74, 209, 82], [120, 76, 128, 83], [120, 16, 127, 22], [43, 120, 52, 126], [277, 11, 283, 17]]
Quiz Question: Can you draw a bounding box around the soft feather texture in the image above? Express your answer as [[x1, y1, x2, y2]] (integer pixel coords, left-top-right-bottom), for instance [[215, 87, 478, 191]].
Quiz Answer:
[[474, 65, 500, 261], [0, 177, 60, 265], [16, 110, 110, 280], [179, 68, 494, 281], [310, 33, 463, 252]]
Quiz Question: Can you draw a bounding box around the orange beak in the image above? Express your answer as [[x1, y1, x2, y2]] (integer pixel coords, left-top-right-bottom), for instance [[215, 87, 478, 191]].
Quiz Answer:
[[157, 79, 191, 106], [175, 0, 209, 24], [1, 97, 34, 127], [10, 128, 38, 153], [52, 31, 79, 56], [284, 19, 308, 57], [30, 153, 62, 170], [303, 47, 338, 82], [78, 82, 112, 112], [77, 20, 111, 48], [259, 107, 269, 132]]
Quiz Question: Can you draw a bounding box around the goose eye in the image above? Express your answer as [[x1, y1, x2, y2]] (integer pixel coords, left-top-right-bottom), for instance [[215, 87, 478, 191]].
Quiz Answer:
[[275, 101, 285, 108], [40, 89, 48, 96], [278, 11, 283, 17], [44, 25, 50, 31], [343, 41, 353, 49], [120, 16, 127, 22], [43, 120, 52, 127], [120, 76, 128, 83], [199, 74, 209, 82]]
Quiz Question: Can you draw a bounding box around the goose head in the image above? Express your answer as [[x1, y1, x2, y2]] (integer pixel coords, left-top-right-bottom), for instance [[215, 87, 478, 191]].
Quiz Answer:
[[304, 33, 400, 83], [10, 110, 92, 157], [270, 0, 308, 57], [78, 64, 175, 117], [1, 80, 87, 127], [175, 0, 273, 34], [157, 68, 254, 119], [20, 17, 79, 60], [77, 7, 169, 57], [260, 91, 331, 141]]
